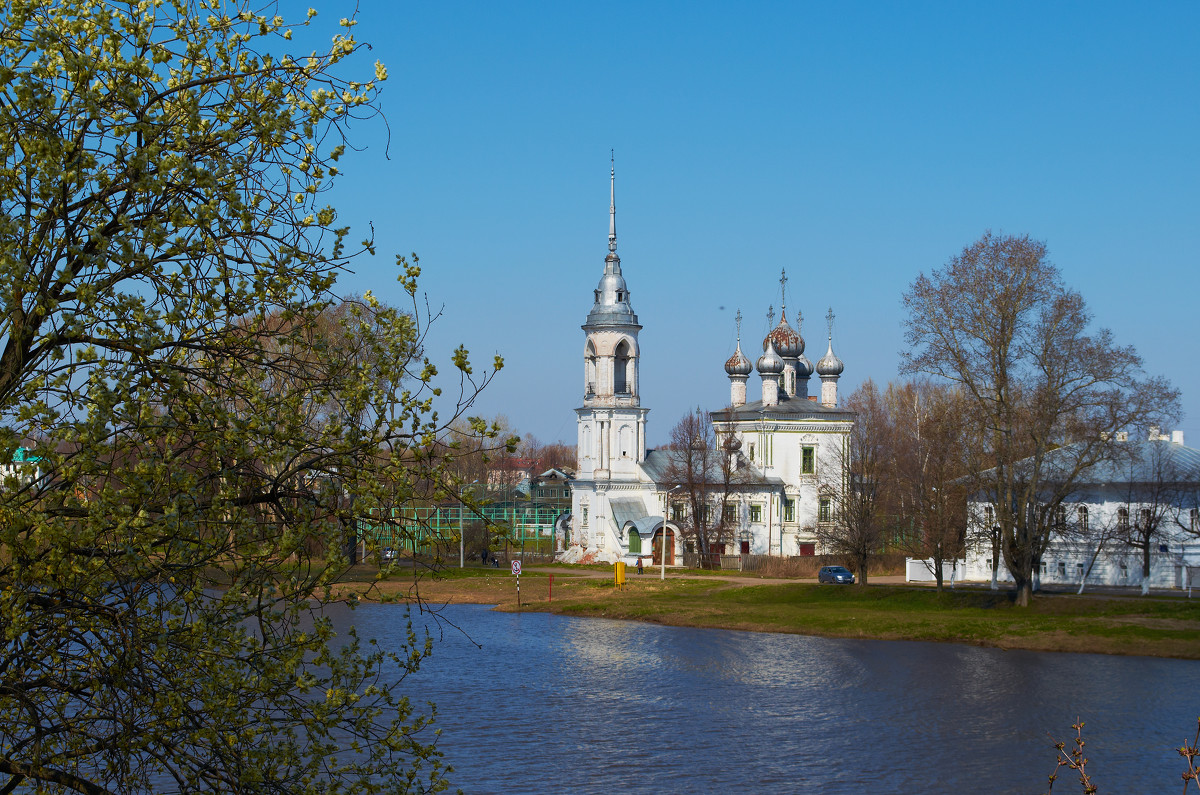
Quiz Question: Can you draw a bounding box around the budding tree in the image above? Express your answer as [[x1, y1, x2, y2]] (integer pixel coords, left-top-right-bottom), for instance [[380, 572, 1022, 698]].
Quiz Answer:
[[0, 2, 502, 791]]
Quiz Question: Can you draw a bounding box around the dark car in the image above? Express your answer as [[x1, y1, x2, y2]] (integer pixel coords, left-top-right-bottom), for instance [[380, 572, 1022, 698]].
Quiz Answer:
[[818, 565, 855, 584]]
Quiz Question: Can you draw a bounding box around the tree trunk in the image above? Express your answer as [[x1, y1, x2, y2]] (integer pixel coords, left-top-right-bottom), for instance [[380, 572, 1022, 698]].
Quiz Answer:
[[1015, 579, 1033, 607], [933, 560, 944, 594], [1142, 545, 1152, 596], [989, 538, 1000, 590]]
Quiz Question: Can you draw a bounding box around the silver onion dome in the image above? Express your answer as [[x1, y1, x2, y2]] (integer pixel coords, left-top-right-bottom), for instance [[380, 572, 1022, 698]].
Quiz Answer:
[[757, 339, 784, 375], [725, 341, 753, 376], [816, 337, 844, 376], [795, 353, 814, 377]]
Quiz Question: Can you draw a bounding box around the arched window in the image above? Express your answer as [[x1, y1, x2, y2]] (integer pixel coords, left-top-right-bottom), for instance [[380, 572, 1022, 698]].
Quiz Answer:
[[585, 341, 597, 396], [627, 528, 642, 554], [1077, 506, 1088, 532], [614, 340, 630, 394]]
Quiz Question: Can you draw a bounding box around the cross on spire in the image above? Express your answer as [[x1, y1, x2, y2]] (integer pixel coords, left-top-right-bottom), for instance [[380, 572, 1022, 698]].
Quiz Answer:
[[735, 308, 743, 342], [826, 307, 835, 338], [767, 305, 775, 330], [779, 268, 788, 315]]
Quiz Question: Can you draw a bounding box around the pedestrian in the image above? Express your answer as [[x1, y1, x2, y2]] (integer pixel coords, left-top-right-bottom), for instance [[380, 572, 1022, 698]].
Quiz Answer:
[[636, 556, 644, 575], [480, 549, 487, 565]]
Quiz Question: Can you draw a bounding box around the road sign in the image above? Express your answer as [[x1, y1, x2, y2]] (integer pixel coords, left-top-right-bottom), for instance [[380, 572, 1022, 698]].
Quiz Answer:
[[511, 560, 522, 576]]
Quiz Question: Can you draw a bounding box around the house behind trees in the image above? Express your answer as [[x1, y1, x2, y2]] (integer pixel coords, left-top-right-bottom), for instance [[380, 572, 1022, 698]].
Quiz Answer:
[[959, 430, 1200, 590]]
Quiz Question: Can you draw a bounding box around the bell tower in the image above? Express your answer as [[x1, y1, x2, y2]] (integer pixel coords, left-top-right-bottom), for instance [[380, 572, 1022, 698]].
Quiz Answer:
[[576, 156, 649, 482]]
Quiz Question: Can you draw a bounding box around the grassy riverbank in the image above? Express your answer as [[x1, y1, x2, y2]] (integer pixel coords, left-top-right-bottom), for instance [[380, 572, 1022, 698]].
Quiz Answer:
[[341, 565, 1200, 659]]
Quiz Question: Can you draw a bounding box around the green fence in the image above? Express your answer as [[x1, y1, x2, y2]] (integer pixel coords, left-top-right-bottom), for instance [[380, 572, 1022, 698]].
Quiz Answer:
[[356, 502, 567, 553]]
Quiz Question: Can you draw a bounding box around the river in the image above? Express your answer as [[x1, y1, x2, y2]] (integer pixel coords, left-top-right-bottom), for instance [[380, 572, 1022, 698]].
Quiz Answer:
[[334, 602, 1200, 794]]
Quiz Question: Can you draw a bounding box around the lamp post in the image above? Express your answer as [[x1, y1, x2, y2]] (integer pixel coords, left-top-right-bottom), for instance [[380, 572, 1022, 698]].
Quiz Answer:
[[662, 484, 682, 580]]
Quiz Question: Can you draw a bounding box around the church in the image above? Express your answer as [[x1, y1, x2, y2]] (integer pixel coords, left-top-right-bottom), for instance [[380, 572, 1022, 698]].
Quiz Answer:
[[559, 165, 855, 566]]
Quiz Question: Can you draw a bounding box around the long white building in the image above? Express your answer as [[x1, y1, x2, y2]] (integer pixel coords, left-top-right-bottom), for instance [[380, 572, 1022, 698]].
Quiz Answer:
[[952, 431, 1200, 591]]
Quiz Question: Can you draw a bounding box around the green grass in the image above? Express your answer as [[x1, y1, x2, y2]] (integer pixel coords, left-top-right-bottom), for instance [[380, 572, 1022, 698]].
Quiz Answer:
[[548, 581, 1200, 657]]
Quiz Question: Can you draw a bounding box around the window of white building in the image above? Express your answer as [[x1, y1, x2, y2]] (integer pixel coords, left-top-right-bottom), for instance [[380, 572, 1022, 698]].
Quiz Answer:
[[1117, 508, 1129, 531], [1078, 506, 1088, 533], [750, 504, 762, 523], [818, 497, 831, 523], [801, 446, 815, 475], [783, 499, 795, 523]]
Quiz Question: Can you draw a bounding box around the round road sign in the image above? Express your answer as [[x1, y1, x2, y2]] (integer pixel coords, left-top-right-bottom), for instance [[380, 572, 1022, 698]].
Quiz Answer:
[[511, 560, 522, 576]]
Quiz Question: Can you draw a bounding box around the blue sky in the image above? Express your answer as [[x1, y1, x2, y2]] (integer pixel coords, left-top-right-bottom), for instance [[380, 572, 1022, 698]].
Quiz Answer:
[[318, 1, 1199, 447]]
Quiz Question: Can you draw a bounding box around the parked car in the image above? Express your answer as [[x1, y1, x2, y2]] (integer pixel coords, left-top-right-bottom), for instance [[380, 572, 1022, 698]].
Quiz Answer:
[[380, 547, 396, 563], [818, 565, 855, 584]]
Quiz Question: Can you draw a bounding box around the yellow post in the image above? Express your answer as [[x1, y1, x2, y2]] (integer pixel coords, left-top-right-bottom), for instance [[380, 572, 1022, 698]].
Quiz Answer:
[[614, 561, 626, 590]]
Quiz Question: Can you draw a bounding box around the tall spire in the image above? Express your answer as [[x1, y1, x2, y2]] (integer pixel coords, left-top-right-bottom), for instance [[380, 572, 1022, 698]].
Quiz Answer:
[[608, 150, 617, 255], [735, 308, 743, 343], [779, 268, 788, 317]]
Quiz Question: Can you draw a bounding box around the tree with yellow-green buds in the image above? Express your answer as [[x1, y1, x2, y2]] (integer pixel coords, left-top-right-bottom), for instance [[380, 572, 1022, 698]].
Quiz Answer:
[[0, 2, 500, 792]]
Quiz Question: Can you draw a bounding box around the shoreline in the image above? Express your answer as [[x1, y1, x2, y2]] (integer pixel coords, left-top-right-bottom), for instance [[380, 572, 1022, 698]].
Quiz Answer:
[[341, 566, 1200, 660]]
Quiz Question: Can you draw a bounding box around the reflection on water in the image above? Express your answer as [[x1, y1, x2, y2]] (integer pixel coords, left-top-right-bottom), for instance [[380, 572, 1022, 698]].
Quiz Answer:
[[330, 603, 1200, 794]]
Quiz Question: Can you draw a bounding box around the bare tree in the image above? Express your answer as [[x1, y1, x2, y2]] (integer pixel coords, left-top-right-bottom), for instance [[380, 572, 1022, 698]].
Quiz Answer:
[[888, 380, 969, 592], [659, 407, 751, 567], [816, 381, 891, 585], [1060, 499, 1122, 594], [516, 434, 576, 473], [1111, 438, 1200, 595], [902, 232, 1179, 605]]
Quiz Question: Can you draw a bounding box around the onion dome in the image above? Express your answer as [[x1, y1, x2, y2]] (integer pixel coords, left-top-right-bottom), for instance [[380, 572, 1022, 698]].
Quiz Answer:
[[763, 310, 803, 359], [796, 353, 814, 377], [816, 337, 844, 376], [722, 434, 742, 453], [725, 341, 753, 376], [757, 339, 784, 375]]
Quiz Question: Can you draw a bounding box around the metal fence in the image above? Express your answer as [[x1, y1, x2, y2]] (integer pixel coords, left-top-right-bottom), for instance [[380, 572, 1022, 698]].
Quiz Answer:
[[355, 503, 566, 554]]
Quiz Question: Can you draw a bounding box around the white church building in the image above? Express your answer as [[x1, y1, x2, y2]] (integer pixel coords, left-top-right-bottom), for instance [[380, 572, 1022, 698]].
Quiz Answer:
[[559, 165, 855, 566]]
